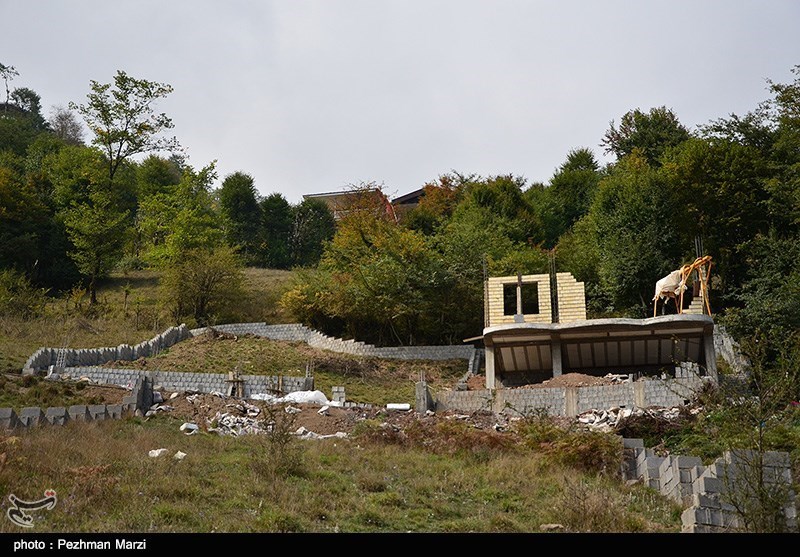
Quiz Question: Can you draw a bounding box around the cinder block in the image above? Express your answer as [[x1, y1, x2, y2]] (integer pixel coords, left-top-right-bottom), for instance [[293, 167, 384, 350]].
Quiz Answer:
[[0, 408, 18, 429], [106, 404, 124, 419], [681, 507, 707, 526], [88, 405, 108, 420], [46, 407, 69, 425], [675, 455, 702, 469], [18, 407, 45, 427], [68, 405, 91, 421], [694, 475, 723, 494], [692, 493, 722, 509]]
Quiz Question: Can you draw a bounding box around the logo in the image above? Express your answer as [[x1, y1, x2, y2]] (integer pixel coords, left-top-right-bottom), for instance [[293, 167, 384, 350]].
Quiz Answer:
[[6, 490, 57, 528]]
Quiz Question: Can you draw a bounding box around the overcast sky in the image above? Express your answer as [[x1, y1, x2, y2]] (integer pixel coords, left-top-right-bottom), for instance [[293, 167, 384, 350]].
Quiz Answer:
[[2, 1, 799, 203]]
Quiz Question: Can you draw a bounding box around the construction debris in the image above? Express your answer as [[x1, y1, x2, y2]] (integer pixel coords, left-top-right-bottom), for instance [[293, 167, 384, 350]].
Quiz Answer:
[[577, 405, 700, 432], [293, 427, 348, 440], [206, 412, 268, 436], [179, 422, 199, 435]]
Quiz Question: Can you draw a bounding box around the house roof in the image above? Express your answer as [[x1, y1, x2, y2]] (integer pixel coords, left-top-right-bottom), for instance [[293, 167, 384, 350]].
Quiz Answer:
[[391, 188, 425, 205]]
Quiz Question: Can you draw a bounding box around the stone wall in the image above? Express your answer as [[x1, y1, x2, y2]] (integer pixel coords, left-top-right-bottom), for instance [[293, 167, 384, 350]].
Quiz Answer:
[[623, 439, 797, 533]]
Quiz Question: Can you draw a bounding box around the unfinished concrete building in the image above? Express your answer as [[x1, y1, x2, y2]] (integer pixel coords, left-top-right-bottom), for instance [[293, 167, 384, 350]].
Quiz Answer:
[[481, 272, 717, 389]]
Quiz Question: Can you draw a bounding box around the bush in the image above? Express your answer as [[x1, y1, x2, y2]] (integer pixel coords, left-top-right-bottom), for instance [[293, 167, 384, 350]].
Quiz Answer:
[[160, 245, 246, 326], [519, 415, 623, 475], [0, 269, 47, 318]]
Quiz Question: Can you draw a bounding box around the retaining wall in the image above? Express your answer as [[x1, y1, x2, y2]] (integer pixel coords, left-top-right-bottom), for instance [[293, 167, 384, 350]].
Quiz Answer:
[[23, 323, 475, 376], [23, 325, 192, 374], [190, 323, 476, 361], [623, 439, 797, 533]]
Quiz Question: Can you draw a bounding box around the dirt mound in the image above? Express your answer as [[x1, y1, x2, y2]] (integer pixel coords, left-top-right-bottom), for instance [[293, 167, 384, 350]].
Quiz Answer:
[[527, 373, 615, 389]]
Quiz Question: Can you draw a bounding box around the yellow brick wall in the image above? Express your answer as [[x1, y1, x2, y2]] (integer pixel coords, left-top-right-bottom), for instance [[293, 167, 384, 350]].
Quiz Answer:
[[555, 272, 586, 322], [487, 275, 551, 326], [486, 273, 586, 326]]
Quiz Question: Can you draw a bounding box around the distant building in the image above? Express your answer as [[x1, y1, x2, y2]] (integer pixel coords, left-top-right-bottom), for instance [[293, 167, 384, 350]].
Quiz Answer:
[[303, 188, 396, 221], [303, 186, 428, 223], [391, 188, 425, 222]]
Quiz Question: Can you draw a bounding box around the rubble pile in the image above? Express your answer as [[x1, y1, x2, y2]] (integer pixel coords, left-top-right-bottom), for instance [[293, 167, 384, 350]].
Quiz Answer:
[[577, 405, 702, 433]]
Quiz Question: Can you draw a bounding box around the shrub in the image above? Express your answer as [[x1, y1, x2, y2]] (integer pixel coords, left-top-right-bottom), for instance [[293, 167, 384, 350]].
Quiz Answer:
[[0, 269, 47, 318]]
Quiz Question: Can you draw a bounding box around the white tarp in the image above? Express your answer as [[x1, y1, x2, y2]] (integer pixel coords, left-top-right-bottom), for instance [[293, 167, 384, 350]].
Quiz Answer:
[[249, 390, 330, 406]]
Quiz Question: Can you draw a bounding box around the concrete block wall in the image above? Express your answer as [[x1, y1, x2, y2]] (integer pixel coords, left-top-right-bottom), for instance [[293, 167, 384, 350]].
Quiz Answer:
[[574, 384, 633, 414], [435, 376, 705, 418], [56, 367, 314, 400], [435, 389, 496, 414], [640, 377, 702, 408], [190, 323, 476, 361], [498, 387, 568, 416], [623, 439, 797, 533], [436, 386, 568, 416], [713, 325, 750, 376], [23, 325, 192, 373], [0, 403, 132, 431]]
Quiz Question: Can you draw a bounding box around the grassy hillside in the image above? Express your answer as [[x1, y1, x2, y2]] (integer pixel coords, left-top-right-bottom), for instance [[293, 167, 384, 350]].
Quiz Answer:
[[0, 415, 682, 533], [0, 268, 296, 375]]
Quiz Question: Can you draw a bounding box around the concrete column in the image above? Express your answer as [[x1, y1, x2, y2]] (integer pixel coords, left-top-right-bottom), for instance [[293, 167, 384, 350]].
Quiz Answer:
[[565, 387, 577, 417], [484, 347, 496, 390], [415, 381, 435, 414], [634, 381, 646, 408], [551, 339, 562, 377]]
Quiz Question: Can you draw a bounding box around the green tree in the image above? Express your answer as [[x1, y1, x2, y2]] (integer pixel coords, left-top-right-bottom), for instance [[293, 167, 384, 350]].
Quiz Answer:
[[283, 205, 456, 345], [0, 62, 18, 109], [587, 153, 684, 315], [160, 245, 245, 327], [290, 198, 336, 267], [404, 173, 467, 235], [259, 192, 293, 269], [661, 137, 772, 304], [70, 70, 181, 184], [10, 87, 48, 131], [137, 162, 223, 266], [62, 185, 130, 304], [0, 84, 50, 156], [135, 154, 181, 199], [543, 147, 602, 245], [218, 171, 261, 264], [601, 106, 691, 165], [0, 152, 49, 275]]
